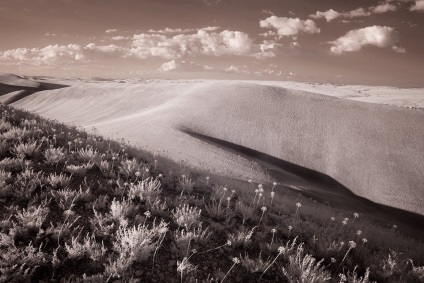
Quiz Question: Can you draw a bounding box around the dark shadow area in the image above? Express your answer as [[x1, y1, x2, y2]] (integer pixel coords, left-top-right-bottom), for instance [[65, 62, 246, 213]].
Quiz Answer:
[[183, 129, 424, 237], [0, 81, 68, 104]]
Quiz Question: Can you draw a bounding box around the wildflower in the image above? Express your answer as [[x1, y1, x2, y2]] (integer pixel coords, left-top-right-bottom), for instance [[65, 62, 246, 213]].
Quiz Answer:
[[331, 258, 337, 263], [227, 240, 232, 246], [248, 179, 252, 183], [258, 184, 263, 189], [288, 226, 293, 232], [206, 176, 210, 180], [344, 217, 349, 222], [295, 202, 302, 215], [362, 238, 368, 244], [356, 230, 362, 236], [223, 187, 228, 192], [270, 191, 275, 205], [144, 211, 151, 218], [271, 228, 277, 233], [158, 174, 163, 178], [261, 207, 267, 212], [261, 246, 285, 278], [273, 182, 277, 186], [222, 257, 239, 282], [353, 212, 359, 219], [337, 241, 356, 272], [393, 224, 398, 230], [342, 220, 347, 226], [331, 217, 335, 221]]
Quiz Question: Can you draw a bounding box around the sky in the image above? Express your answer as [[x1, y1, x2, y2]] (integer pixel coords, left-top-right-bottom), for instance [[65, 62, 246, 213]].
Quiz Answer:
[[0, 0, 423, 86]]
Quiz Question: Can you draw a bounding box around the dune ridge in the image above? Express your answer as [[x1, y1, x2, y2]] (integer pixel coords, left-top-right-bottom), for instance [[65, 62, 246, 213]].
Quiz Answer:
[[5, 79, 424, 215]]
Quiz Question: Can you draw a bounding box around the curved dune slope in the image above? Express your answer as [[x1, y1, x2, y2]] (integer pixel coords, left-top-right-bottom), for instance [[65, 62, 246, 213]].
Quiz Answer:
[[9, 80, 424, 215], [0, 73, 68, 102]]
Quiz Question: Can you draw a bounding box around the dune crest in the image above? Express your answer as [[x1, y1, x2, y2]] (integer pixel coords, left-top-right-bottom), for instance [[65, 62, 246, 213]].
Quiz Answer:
[[7, 79, 424, 215]]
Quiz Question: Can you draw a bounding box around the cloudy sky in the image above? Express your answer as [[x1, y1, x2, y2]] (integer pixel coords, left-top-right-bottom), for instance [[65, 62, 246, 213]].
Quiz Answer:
[[1, 0, 423, 86]]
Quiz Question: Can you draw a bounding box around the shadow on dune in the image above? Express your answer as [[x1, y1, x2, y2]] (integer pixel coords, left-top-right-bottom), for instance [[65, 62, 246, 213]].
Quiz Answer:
[[183, 130, 424, 237], [0, 81, 69, 105]]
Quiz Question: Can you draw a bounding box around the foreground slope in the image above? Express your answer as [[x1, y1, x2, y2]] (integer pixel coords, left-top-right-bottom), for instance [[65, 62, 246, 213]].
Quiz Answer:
[[7, 79, 424, 215]]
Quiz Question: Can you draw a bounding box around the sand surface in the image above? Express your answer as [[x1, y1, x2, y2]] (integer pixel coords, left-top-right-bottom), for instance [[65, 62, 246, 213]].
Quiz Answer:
[[2, 76, 424, 216]]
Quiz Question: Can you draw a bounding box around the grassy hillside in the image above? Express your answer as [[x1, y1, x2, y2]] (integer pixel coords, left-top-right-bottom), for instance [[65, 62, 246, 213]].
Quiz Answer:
[[1, 104, 424, 282]]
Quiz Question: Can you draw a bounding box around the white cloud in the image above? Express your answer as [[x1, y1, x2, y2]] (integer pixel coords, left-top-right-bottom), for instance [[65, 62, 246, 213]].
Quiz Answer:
[[345, 7, 371, 18], [85, 43, 127, 56], [148, 26, 220, 34], [148, 28, 194, 34], [1, 44, 84, 65], [105, 29, 118, 33], [329, 26, 400, 54], [259, 16, 320, 37], [410, 0, 424, 11], [262, 9, 274, 15], [131, 29, 253, 59], [372, 3, 397, 13], [111, 36, 129, 41], [201, 26, 220, 31], [310, 9, 341, 22], [310, 4, 396, 22], [159, 60, 177, 72], [392, 45, 407, 53]]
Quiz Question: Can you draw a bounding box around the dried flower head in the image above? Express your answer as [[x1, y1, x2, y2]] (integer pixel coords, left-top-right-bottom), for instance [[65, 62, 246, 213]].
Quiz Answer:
[[296, 202, 302, 208], [348, 241, 357, 248]]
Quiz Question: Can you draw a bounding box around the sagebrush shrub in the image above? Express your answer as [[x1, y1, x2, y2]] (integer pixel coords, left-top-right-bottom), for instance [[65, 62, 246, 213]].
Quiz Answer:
[[44, 147, 67, 165], [128, 177, 161, 201], [172, 204, 202, 230], [11, 140, 39, 159]]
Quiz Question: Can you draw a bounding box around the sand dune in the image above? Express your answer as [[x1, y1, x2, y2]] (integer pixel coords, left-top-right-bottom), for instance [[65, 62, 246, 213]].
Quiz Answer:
[[0, 73, 68, 103], [4, 78, 424, 216]]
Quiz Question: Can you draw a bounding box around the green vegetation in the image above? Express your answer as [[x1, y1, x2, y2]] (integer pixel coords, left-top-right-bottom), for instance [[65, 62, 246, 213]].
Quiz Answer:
[[0, 104, 423, 282]]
